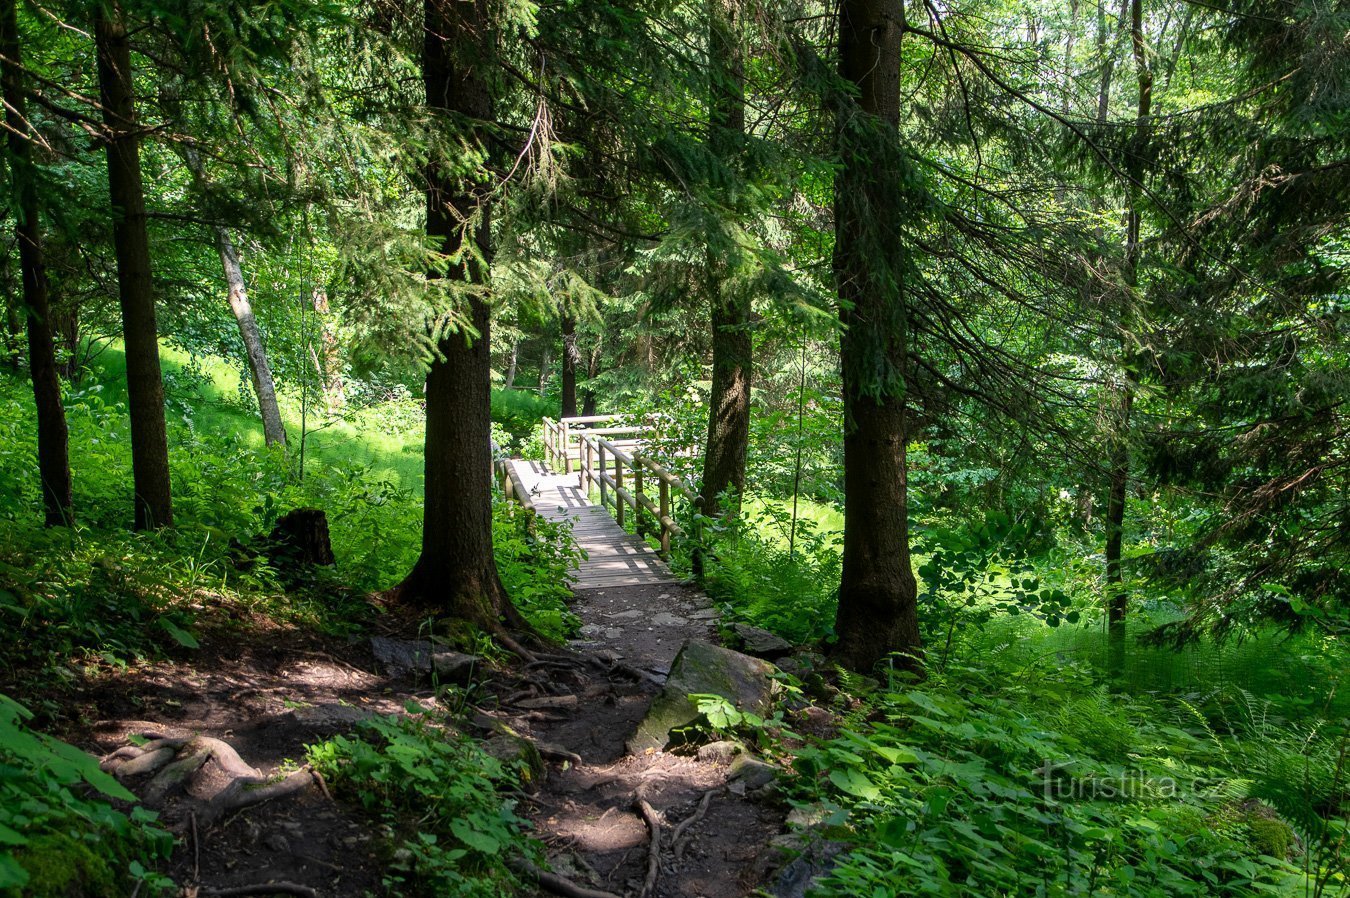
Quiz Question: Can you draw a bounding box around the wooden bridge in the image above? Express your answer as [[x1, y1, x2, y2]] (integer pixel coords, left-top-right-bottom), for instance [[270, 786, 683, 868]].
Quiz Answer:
[[496, 415, 701, 590]]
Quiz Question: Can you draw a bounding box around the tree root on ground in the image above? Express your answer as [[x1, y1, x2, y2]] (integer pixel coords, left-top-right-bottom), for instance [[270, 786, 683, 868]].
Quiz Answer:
[[507, 860, 623, 898], [101, 731, 315, 828], [633, 797, 664, 898]]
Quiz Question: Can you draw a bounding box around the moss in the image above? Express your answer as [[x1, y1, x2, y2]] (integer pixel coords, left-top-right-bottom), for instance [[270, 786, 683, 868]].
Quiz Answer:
[[1246, 814, 1296, 859], [7, 832, 120, 898]]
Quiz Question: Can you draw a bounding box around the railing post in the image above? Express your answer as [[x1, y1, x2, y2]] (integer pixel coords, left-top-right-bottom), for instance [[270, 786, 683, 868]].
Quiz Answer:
[[634, 457, 646, 538], [615, 455, 625, 528], [659, 478, 671, 557], [599, 443, 608, 509], [562, 420, 572, 474]]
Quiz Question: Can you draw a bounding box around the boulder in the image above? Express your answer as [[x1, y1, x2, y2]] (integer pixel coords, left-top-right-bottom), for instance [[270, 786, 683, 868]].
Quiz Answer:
[[730, 623, 793, 660], [626, 639, 776, 755], [369, 636, 482, 685]]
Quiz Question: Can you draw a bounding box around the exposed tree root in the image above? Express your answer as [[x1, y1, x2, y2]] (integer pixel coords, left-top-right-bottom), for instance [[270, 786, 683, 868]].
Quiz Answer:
[[634, 797, 664, 898], [199, 882, 318, 897], [671, 787, 719, 862], [101, 730, 315, 830], [507, 860, 623, 898]]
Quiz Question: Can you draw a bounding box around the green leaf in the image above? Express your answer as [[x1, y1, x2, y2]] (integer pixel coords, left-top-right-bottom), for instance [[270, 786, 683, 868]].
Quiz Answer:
[[157, 618, 199, 649], [829, 766, 880, 800], [450, 818, 501, 854]]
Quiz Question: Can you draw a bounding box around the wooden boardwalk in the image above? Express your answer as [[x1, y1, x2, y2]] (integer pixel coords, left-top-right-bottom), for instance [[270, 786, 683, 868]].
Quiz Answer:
[[502, 459, 677, 589]]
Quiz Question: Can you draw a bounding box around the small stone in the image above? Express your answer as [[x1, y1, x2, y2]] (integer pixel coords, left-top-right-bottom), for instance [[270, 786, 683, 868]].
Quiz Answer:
[[728, 755, 779, 790], [604, 628, 624, 639], [688, 609, 719, 621], [432, 651, 482, 684], [730, 624, 793, 660], [650, 612, 688, 627], [262, 833, 290, 853], [697, 740, 745, 764]]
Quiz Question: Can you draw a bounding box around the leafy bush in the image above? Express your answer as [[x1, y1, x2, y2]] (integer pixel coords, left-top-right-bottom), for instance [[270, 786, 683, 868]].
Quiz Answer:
[[699, 501, 841, 646], [790, 656, 1340, 897], [493, 501, 583, 643], [0, 695, 172, 897], [490, 389, 552, 452], [306, 710, 539, 897]]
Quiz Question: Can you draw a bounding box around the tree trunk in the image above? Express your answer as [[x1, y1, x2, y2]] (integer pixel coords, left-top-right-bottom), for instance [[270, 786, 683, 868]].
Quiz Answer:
[[581, 341, 601, 416], [1106, 0, 1152, 658], [831, 0, 922, 674], [1, 0, 72, 526], [698, 0, 751, 518], [96, 0, 171, 529], [394, 0, 526, 634], [215, 228, 287, 446], [311, 289, 345, 411], [537, 344, 552, 397], [504, 340, 518, 389], [560, 314, 578, 418]]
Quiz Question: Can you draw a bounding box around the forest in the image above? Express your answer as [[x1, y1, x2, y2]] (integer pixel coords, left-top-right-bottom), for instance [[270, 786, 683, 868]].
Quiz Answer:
[[0, 0, 1345, 894]]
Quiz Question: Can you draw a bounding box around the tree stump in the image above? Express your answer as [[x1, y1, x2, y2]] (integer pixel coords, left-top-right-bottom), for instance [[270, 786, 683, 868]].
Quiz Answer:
[[267, 507, 336, 568]]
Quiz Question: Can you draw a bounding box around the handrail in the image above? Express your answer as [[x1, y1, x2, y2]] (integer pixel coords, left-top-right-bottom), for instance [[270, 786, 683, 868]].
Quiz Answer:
[[574, 430, 699, 558]]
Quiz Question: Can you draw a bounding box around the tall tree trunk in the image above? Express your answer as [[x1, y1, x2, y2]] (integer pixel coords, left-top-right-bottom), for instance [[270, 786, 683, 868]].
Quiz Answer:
[[395, 0, 526, 633], [698, 0, 752, 518], [560, 314, 578, 418], [1, 0, 72, 525], [215, 228, 287, 446], [311, 289, 345, 411], [581, 345, 600, 416], [537, 344, 552, 397], [503, 340, 518, 389], [1106, 0, 1152, 663], [96, 0, 171, 529], [831, 0, 921, 674]]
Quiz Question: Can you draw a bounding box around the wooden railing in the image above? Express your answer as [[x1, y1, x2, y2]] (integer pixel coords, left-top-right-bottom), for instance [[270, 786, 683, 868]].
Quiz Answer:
[[579, 430, 699, 558], [542, 414, 700, 557]]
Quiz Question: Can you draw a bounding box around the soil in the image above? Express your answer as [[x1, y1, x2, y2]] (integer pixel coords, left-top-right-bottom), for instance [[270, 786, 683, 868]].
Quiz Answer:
[[59, 580, 797, 898]]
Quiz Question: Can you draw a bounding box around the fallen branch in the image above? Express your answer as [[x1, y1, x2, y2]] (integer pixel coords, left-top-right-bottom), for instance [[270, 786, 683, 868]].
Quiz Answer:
[[634, 798, 663, 898], [200, 883, 317, 898], [507, 860, 622, 898]]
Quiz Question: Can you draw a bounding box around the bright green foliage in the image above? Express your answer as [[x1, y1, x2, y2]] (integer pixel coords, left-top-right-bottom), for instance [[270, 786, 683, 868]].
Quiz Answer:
[[0, 695, 172, 896], [305, 709, 539, 897], [791, 656, 1346, 897], [492, 503, 583, 643]]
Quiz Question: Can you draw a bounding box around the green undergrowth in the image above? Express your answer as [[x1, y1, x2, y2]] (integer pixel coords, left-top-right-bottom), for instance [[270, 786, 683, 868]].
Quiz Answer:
[[305, 709, 540, 897], [790, 653, 1348, 897], [0, 354, 577, 696], [0, 695, 173, 897]]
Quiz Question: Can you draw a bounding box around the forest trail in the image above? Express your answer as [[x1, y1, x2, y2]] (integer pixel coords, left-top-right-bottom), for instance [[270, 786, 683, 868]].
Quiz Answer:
[[502, 455, 792, 896], [80, 469, 802, 898]]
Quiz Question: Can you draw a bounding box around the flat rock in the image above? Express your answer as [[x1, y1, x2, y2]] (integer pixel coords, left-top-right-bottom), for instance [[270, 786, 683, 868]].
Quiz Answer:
[[369, 637, 481, 684], [731, 623, 793, 660], [626, 640, 776, 755], [728, 754, 779, 790]]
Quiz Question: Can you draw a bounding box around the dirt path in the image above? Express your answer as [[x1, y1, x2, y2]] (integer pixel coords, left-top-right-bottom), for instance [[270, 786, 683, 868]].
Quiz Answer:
[[72, 579, 795, 898]]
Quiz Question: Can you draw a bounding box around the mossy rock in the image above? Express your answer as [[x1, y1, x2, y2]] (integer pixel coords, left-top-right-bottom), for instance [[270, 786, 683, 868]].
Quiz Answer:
[[480, 721, 545, 791], [627, 640, 776, 755], [6, 832, 120, 898], [1245, 809, 1296, 859]]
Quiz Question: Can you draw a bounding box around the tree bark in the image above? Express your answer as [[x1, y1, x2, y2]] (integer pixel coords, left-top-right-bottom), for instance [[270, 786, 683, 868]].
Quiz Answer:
[[215, 228, 287, 446], [698, 0, 751, 518], [560, 314, 578, 418], [504, 340, 518, 389], [831, 0, 922, 674], [96, 0, 171, 529], [1, 0, 72, 525], [394, 0, 527, 634], [1106, 0, 1152, 656], [311, 289, 345, 411]]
